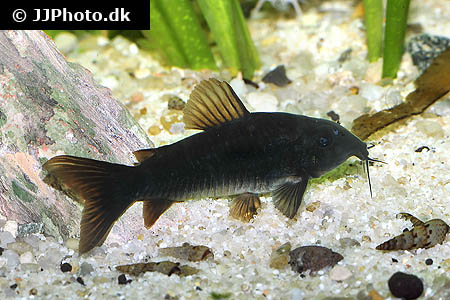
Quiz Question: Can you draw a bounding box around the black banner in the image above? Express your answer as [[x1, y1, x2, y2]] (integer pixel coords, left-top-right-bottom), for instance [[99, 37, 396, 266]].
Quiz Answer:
[[1, 2, 150, 29]]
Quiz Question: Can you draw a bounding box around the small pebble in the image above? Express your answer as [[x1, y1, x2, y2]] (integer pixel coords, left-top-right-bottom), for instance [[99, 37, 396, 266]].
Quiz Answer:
[[29, 288, 38, 296], [415, 119, 444, 138], [269, 242, 291, 269], [246, 92, 279, 112], [3, 250, 20, 268], [392, 258, 399, 263], [65, 238, 79, 251], [10, 283, 17, 289], [54, 32, 78, 54], [76, 277, 85, 286], [425, 258, 433, 266], [289, 246, 343, 274], [339, 238, 361, 248], [329, 265, 352, 281], [118, 274, 132, 285], [167, 96, 186, 111], [19, 251, 35, 264], [79, 262, 94, 276], [388, 272, 423, 300], [262, 65, 292, 87], [7, 241, 33, 255], [60, 262, 72, 273], [0, 231, 16, 247]]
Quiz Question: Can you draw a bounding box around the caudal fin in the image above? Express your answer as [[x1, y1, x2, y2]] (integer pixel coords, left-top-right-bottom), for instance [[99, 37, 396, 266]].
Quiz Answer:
[[43, 155, 137, 254]]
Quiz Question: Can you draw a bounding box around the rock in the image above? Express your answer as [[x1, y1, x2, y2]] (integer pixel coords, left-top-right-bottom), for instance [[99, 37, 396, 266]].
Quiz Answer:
[[0, 30, 151, 243], [329, 265, 352, 281], [6, 241, 33, 255], [17, 223, 44, 237], [54, 32, 78, 55], [269, 242, 291, 269], [406, 34, 450, 72], [388, 272, 423, 300], [4, 221, 18, 237], [116, 261, 199, 277], [246, 92, 279, 112], [262, 65, 292, 87], [60, 262, 72, 273], [158, 243, 214, 262], [79, 262, 94, 276], [289, 246, 343, 274], [65, 238, 79, 251], [19, 251, 35, 264], [3, 250, 19, 268], [0, 231, 16, 248], [229, 78, 248, 98], [19, 263, 40, 272], [415, 119, 444, 139], [339, 238, 361, 248], [359, 83, 384, 102], [118, 274, 132, 285]]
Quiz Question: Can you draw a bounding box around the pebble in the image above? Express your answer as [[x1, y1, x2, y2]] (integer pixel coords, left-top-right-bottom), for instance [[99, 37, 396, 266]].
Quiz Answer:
[[246, 92, 279, 112], [79, 262, 94, 276], [339, 238, 361, 248], [118, 274, 132, 285], [65, 238, 79, 251], [415, 119, 444, 139], [289, 246, 343, 274], [54, 32, 78, 54], [7, 241, 33, 255], [3, 250, 19, 268], [425, 258, 433, 266], [19, 251, 35, 264], [262, 65, 292, 87], [229, 78, 247, 98], [269, 242, 292, 269], [329, 265, 352, 281], [0, 231, 16, 247], [359, 83, 384, 102], [19, 263, 41, 272], [60, 262, 72, 273], [388, 272, 424, 300], [4, 221, 18, 236], [158, 242, 214, 262]]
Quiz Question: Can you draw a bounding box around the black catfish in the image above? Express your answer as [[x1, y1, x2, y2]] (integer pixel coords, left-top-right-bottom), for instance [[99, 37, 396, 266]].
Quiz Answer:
[[43, 78, 375, 253]]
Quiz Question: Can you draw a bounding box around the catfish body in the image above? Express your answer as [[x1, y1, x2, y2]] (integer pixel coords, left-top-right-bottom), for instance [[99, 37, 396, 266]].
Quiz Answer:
[[43, 79, 370, 253]]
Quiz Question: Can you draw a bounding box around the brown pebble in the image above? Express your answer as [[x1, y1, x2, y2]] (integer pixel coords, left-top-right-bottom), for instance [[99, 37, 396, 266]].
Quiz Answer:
[[10, 283, 18, 289], [167, 96, 186, 110], [116, 261, 199, 277], [29, 288, 38, 296], [60, 262, 72, 273], [158, 242, 214, 262], [289, 245, 343, 274], [140, 107, 147, 115], [262, 65, 292, 87], [129, 92, 144, 103], [148, 125, 162, 136], [349, 86, 359, 95]]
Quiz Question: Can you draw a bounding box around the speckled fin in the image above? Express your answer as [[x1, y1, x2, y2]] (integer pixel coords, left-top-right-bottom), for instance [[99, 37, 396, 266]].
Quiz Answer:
[[272, 176, 309, 219], [133, 148, 157, 163], [183, 78, 250, 130], [229, 193, 261, 222], [143, 199, 174, 229]]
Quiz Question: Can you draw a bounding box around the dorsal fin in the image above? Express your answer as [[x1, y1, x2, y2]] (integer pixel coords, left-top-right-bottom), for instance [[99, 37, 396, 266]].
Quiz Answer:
[[133, 149, 157, 163], [183, 78, 250, 130]]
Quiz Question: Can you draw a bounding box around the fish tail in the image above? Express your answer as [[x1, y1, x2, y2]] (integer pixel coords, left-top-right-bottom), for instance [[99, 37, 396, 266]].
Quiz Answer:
[[43, 155, 138, 254]]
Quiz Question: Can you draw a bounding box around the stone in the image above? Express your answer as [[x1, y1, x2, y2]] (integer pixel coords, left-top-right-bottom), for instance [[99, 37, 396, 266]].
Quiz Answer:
[[329, 265, 352, 281], [54, 32, 78, 55], [158, 243, 213, 262], [3, 250, 19, 268], [415, 119, 444, 139], [269, 242, 292, 269], [388, 272, 423, 300], [65, 238, 79, 251], [262, 65, 292, 87], [0, 231, 16, 248], [246, 92, 279, 112], [289, 246, 343, 274], [6, 241, 33, 255], [79, 262, 94, 276], [19, 251, 35, 264], [339, 238, 361, 248]]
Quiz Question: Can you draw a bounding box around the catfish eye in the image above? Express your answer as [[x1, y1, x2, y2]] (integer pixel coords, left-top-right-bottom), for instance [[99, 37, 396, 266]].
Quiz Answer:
[[319, 137, 329, 147]]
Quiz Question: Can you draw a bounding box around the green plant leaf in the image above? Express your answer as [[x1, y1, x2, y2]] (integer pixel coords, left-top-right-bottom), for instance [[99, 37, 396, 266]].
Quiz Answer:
[[382, 0, 411, 78], [143, 0, 216, 70], [363, 0, 383, 62], [197, 0, 260, 78]]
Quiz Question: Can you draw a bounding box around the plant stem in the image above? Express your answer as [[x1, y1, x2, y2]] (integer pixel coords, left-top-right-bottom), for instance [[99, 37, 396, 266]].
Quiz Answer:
[[363, 0, 383, 62], [196, 0, 260, 78], [382, 0, 411, 78]]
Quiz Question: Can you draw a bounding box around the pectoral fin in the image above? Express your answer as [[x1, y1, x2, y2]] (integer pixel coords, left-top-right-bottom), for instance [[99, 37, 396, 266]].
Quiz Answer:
[[143, 199, 174, 229], [229, 193, 261, 222], [272, 176, 309, 219]]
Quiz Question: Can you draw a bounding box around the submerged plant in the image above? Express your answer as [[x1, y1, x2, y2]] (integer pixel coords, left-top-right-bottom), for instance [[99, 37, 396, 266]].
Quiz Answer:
[[362, 0, 411, 79]]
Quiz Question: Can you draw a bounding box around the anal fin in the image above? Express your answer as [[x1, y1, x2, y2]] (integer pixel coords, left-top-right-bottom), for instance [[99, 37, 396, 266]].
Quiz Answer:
[[229, 193, 261, 222], [143, 199, 174, 229], [272, 175, 309, 219]]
